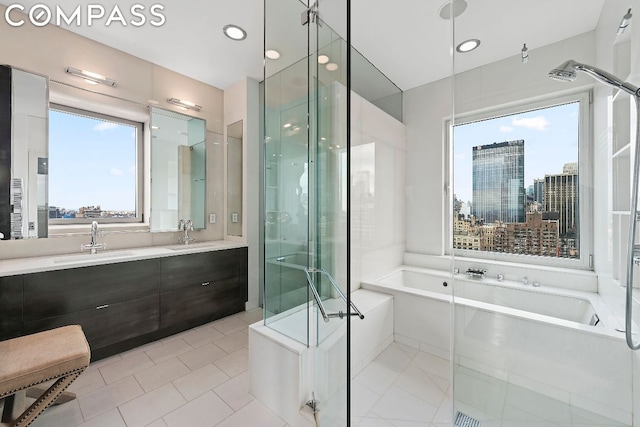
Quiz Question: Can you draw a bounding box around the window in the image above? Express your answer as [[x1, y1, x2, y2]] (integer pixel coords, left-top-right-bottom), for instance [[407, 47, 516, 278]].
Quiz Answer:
[[48, 105, 143, 224], [451, 92, 591, 268]]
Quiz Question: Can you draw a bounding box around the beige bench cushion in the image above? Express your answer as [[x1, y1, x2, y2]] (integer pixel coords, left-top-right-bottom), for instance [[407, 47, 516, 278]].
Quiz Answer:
[[0, 325, 90, 397]]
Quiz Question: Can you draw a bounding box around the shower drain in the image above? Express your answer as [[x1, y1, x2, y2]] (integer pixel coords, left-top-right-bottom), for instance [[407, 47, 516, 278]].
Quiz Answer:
[[454, 411, 482, 427]]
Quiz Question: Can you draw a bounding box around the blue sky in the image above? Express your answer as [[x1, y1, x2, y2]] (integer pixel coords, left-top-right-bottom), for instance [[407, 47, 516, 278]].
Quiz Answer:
[[49, 110, 136, 211], [453, 102, 579, 203]]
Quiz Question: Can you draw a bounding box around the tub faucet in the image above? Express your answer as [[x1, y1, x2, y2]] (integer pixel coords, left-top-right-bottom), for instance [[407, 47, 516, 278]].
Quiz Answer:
[[522, 276, 529, 285], [179, 219, 195, 245], [81, 220, 106, 254]]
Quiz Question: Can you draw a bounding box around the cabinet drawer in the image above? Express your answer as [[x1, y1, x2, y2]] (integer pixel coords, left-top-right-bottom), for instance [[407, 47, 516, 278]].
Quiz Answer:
[[160, 248, 246, 291], [23, 258, 161, 320], [160, 278, 244, 328], [23, 295, 160, 350], [0, 275, 23, 340]]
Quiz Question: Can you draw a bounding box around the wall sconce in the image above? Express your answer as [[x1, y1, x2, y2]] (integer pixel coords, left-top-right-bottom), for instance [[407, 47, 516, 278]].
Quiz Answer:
[[167, 98, 202, 112], [65, 67, 116, 87]]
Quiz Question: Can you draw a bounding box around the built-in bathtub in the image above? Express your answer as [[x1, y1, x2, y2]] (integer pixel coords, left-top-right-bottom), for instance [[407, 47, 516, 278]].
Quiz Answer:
[[362, 266, 633, 425]]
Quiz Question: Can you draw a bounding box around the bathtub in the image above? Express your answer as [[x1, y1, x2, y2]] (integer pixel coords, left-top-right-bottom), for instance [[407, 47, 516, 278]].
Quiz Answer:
[[361, 266, 633, 424]]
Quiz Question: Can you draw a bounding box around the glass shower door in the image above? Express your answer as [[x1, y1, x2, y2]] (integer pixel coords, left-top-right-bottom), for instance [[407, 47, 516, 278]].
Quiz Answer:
[[264, 1, 350, 425]]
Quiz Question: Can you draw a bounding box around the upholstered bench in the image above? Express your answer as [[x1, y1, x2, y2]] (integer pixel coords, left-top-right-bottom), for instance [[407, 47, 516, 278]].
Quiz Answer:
[[0, 325, 90, 427]]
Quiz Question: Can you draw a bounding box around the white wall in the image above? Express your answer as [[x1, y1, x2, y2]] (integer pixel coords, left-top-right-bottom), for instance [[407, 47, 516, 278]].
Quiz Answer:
[[350, 91, 406, 289], [224, 78, 261, 309], [0, 5, 229, 259]]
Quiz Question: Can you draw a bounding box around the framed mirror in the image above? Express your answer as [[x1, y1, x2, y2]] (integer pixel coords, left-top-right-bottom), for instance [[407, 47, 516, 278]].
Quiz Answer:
[[150, 107, 206, 232], [226, 120, 243, 237]]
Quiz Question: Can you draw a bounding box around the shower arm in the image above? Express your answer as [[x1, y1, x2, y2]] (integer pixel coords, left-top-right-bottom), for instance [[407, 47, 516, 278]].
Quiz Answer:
[[575, 63, 640, 97], [625, 95, 640, 350]]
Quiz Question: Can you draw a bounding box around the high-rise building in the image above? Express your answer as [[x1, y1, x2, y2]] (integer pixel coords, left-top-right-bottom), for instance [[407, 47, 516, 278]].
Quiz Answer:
[[533, 178, 545, 204], [472, 140, 525, 223], [494, 212, 559, 256], [544, 165, 579, 257]]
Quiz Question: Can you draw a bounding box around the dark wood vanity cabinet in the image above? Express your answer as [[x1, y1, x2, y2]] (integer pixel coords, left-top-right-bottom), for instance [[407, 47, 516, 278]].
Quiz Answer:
[[0, 276, 23, 341], [3, 247, 248, 360], [160, 248, 248, 330]]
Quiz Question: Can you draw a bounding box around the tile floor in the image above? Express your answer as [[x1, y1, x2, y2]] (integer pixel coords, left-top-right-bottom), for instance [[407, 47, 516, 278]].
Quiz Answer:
[[4, 313, 630, 427], [26, 308, 290, 427]]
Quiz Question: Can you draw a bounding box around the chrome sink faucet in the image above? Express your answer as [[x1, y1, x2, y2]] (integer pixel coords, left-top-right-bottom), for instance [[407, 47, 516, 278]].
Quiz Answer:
[[178, 219, 195, 244], [81, 220, 106, 254]]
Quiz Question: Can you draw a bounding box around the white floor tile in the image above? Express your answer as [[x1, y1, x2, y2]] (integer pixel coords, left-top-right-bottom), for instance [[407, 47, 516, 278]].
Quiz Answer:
[[78, 376, 144, 421], [76, 409, 127, 427], [214, 347, 249, 377], [370, 386, 438, 423], [214, 400, 286, 427], [214, 330, 248, 353], [183, 327, 226, 348], [393, 363, 446, 408], [145, 338, 194, 364], [374, 343, 413, 373], [179, 342, 228, 370], [173, 363, 230, 401], [351, 382, 382, 417], [135, 357, 191, 392], [355, 361, 402, 396], [118, 383, 186, 427], [212, 316, 251, 335], [98, 352, 155, 384], [31, 399, 84, 427], [163, 391, 234, 427], [68, 367, 106, 396], [213, 370, 255, 411]]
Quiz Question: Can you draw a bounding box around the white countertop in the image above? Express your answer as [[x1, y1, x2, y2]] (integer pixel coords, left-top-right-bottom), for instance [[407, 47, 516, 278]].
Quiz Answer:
[[0, 240, 248, 277]]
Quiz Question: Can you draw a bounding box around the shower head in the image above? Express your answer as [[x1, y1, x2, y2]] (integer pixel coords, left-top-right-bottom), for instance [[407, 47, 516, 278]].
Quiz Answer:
[[549, 59, 640, 97], [548, 60, 578, 82]]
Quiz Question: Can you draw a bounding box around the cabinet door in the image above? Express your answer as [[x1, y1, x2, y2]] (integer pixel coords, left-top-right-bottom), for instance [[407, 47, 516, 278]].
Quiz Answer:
[[160, 248, 243, 291], [0, 275, 23, 340], [160, 278, 245, 328], [23, 258, 161, 321], [23, 295, 159, 350]]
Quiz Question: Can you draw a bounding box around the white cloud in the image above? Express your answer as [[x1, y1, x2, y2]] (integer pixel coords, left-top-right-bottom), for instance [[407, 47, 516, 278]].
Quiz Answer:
[[500, 125, 513, 133], [128, 166, 136, 174], [110, 168, 123, 176], [511, 116, 550, 131], [93, 122, 119, 131]]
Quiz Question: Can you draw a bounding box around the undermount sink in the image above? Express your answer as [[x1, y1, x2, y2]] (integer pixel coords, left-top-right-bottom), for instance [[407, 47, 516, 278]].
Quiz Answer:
[[52, 251, 136, 264], [166, 242, 220, 251]]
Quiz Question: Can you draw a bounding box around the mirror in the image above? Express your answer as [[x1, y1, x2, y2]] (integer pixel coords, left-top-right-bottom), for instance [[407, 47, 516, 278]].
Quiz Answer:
[[150, 106, 206, 232], [227, 120, 243, 237], [0, 65, 49, 240]]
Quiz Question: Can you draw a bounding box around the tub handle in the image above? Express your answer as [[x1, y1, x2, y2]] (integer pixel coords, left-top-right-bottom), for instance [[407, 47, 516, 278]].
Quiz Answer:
[[305, 267, 365, 322]]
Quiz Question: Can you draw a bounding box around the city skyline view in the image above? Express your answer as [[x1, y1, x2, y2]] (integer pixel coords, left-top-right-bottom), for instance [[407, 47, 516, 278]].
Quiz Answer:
[[49, 109, 137, 213], [454, 101, 579, 204]]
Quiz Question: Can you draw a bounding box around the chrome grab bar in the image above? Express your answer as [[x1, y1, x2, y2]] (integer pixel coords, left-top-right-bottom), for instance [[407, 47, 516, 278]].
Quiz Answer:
[[625, 96, 640, 350], [304, 267, 365, 323]]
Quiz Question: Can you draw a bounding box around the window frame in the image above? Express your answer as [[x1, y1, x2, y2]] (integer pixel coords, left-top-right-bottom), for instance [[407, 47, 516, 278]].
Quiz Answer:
[[446, 90, 593, 270], [48, 103, 144, 225]]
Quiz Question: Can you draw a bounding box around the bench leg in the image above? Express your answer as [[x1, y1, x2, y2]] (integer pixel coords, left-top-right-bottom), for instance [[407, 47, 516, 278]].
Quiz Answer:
[[9, 369, 84, 427], [25, 388, 76, 405]]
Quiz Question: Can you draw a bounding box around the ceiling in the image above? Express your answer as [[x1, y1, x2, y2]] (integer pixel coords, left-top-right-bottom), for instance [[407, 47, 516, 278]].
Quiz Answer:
[[0, 0, 609, 91]]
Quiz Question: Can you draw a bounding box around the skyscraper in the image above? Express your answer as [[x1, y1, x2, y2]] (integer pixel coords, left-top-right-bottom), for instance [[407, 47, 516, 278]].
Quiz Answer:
[[544, 164, 579, 257], [472, 140, 525, 223]]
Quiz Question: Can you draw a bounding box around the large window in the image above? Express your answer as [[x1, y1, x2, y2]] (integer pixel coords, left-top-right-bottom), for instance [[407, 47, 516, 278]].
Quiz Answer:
[[452, 92, 590, 267], [49, 105, 143, 224]]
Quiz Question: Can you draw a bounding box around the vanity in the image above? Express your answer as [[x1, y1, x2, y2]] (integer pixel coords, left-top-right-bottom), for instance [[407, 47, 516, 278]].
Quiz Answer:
[[0, 243, 248, 361]]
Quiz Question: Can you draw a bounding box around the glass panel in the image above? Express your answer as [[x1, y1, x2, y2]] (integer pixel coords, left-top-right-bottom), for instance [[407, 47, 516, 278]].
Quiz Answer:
[[451, 1, 633, 425], [263, 0, 310, 346]]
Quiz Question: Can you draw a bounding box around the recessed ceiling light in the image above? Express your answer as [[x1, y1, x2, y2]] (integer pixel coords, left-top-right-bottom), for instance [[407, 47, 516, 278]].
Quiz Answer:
[[318, 54, 330, 64], [439, 0, 468, 20], [326, 63, 339, 71], [456, 38, 480, 53], [223, 24, 247, 41], [265, 49, 280, 60], [283, 123, 292, 129]]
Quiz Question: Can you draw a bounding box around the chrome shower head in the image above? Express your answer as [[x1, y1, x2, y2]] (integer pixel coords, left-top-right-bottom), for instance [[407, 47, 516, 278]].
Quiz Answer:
[[548, 60, 578, 82], [548, 59, 640, 97]]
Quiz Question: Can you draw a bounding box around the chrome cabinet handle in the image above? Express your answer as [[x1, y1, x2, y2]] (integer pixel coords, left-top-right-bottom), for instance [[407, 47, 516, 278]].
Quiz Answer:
[[201, 282, 211, 286], [96, 304, 109, 310]]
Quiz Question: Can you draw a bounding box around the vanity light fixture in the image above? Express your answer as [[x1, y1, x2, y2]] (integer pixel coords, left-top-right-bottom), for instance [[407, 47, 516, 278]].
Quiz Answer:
[[265, 49, 281, 60], [65, 67, 116, 87], [521, 43, 529, 63], [456, 39, 480, 53], [167, 98, 202, 112], [618, 8, 632, 35], [223, 24, 247, 41]]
